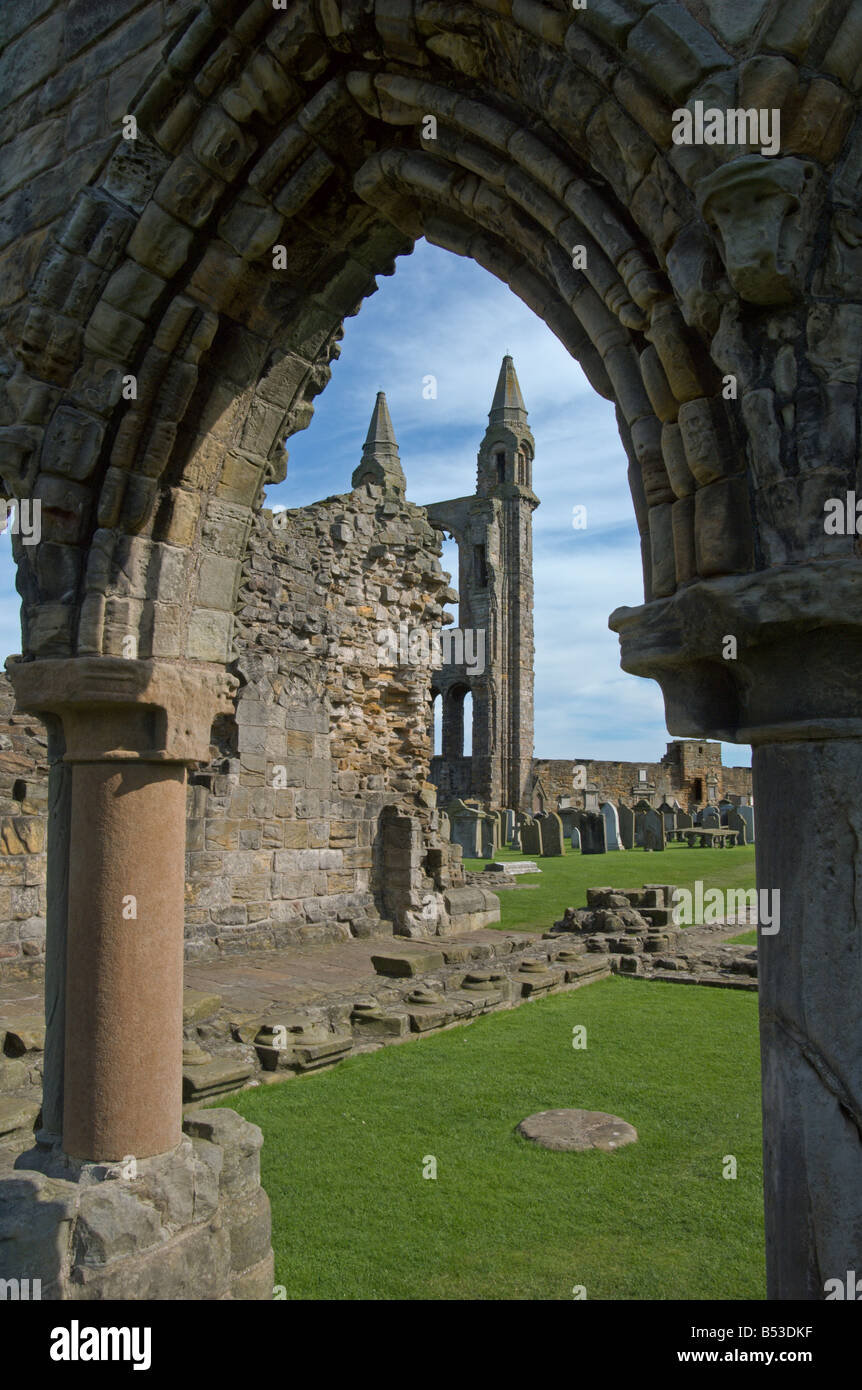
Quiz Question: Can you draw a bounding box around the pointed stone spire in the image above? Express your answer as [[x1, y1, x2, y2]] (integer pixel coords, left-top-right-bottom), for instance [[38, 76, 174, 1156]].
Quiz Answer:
[[488, 354, 527, 425], [352, 391, 406, 497]]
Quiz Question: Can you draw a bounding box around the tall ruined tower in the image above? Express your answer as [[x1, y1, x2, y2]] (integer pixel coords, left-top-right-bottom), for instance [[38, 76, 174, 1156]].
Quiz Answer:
[[427, 356, 538, 810]]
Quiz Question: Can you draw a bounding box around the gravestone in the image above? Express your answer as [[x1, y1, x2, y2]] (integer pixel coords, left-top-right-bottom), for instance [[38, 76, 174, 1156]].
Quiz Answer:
[[617, 802, 635, 850], [559, 807, 577, 840], [600, 801, 622, 851], [580, 812, 607, 854], [571, 825, 581, 851], [520, 815, 541, 857], [658, 800, 676, 834], [633, 799, 653, 847], [511, 818, 522, 851], [643, 807, 666, 851], [728, 807, 749, 844], [504, 809, 516, 844], [480, 812, 497, 860], [736, 804, 755, 842], [540, 811, 566, 857], [676, 810, 693, 831], [701, 804, 721, 829], [719, 800, 735, 826], [447, 799, 482, 857]]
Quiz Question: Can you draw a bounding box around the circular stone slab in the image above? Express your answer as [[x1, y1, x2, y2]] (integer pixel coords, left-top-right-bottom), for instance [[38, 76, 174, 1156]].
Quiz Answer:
[[517, 1109, 638, 1153]]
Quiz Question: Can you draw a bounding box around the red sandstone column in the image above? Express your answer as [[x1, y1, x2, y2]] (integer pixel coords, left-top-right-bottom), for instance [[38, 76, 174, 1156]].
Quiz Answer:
[[64, 762, 187, 1159], [7, 657, 235, 1163]]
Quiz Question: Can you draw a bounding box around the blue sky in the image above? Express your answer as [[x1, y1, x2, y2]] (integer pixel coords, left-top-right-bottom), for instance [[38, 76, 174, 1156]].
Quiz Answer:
[[267, 239, 750, 770], [0, 237, 750, 770]]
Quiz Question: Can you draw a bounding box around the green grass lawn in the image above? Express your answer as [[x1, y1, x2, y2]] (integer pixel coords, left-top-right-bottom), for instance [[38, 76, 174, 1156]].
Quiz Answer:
[[221, 976, 765, 1300], [727, 929, 758, 946], [462, 842, 757, 933]]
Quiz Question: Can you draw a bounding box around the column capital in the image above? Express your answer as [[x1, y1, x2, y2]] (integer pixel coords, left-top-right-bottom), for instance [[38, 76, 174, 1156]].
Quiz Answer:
[[609, 558, 862, 746], [5, 657, 237, 763]]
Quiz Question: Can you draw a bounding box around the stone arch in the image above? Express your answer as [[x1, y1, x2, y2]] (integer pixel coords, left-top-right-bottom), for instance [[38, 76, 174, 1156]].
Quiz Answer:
[[2, 0, 862, 1300], [2, 0, 767, 668]]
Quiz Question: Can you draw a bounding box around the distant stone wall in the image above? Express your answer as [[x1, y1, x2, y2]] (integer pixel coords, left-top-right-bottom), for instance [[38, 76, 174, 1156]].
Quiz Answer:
[[532, 740, 752, 813], [721, 766, 754, 801]]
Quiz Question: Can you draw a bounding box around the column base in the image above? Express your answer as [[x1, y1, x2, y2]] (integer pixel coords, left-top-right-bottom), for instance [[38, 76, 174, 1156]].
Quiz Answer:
[[0, 1109, 273, 1301]]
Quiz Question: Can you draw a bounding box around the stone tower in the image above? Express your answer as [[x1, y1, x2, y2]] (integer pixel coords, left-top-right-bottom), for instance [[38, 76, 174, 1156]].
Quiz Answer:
[[426, 356, 538, 810]]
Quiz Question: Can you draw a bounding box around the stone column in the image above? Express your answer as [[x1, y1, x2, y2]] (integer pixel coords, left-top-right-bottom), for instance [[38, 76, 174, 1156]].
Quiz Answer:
[[38, 725, 71, 1143], [610, 559, 862, 1300], [753, 737, 862, 1299], [7, 657, 236, 1163]]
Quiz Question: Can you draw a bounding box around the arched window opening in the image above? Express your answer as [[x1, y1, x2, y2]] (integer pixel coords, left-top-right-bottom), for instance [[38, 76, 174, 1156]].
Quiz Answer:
[[439, 531, 460, 628], [463, 690, 473, 757]]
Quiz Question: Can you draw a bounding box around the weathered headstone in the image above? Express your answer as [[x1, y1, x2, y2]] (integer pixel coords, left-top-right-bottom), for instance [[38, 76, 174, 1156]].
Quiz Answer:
[[658, 800, 676, 834], [504, 809, 516, 844], [540, 811, 566, 857], [480, 812, 497, 859], [643, 807, 666, 851], [676, 809, 693, 831], [617, 802, 635, 850], [447, 799, 482, 857], [633, 799, 652, 847], [728, 807, 749, 844], [600, 801, 622, 851], [571, 825, 581, 851], [736, 804, 755, 842], [719, 800, 735, 826], [701, 804, 720, 828], [579, 812, 607, 855], [520, 815, 541, 856]]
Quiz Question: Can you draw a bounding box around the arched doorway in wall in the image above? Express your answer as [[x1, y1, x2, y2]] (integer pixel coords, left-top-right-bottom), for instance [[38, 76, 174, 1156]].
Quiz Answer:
[[2, 0, 860, 1302]]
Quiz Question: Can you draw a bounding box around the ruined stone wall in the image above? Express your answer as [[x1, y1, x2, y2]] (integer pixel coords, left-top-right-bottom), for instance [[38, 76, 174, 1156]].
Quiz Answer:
[[532, 740, 752, 812], [0, 479, 497, 976], [720, 765, 754, 801], [0, 678, 48, 979], [184, 484, 473, 955], [533, 757, 667, 809]]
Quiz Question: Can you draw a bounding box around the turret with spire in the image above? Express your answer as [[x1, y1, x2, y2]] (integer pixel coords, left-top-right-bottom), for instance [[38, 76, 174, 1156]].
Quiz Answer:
[[352, 391, 406, 498], [476, 354, 536, 500]]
